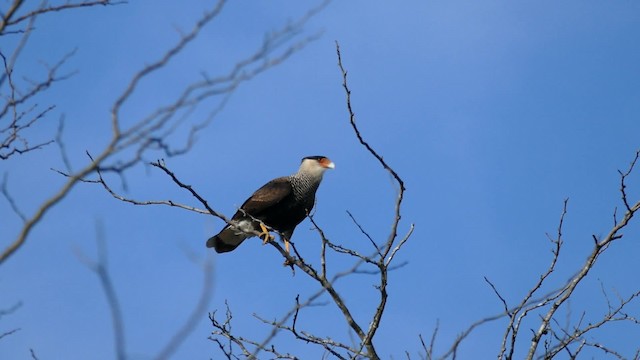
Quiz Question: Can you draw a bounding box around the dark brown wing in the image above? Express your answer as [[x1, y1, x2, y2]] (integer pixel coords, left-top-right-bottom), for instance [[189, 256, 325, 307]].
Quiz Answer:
[[231, 177, 292, 219]]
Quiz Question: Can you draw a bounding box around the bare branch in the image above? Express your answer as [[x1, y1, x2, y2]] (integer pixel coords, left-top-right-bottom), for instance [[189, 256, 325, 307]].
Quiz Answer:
[[542, 288, 640, 359], [423, 322, 439, 360], [55, 115, 73, 173], [336, 41, 413, 359], [29, 348, 39, 360], [155, 255, 215, 360], [484, 277, 510, 315], [0, 328, 20, 341], [75, 220, 126, 360], [1, 173, 27, 222], [250, 291, 328, 359], [253, 295, 354, 359], [1, 1, 125, 33], [87, 156, 212, 215], [1, 146, 106, 264], [0, 301, 22, 321], [209, 302, 257, 358], [385, 224, 414, 267], [526, 159, 640, 358], [346, 210, 382, 257], [618, 149, 639, 212], [149, 160, 226, 218], [0, 0, 26, 35], [497, 199, 568, 359]]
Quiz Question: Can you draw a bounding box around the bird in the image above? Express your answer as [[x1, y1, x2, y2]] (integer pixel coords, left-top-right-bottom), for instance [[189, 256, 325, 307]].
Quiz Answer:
[[207, 155, 335, 253]]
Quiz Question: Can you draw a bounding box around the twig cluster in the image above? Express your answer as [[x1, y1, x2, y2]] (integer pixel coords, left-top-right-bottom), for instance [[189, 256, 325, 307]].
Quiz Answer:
[[200, 43, 415, 359], [1, 0, 323, 265], [1, 1, 124, 160], [211, 41, 414, 359], [428, 151, 640, 359], [86, 41, 413, 359]]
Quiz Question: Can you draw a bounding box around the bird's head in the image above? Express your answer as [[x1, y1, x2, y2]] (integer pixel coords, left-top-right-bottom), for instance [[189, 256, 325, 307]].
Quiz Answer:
[[299, 155, 335, 177]]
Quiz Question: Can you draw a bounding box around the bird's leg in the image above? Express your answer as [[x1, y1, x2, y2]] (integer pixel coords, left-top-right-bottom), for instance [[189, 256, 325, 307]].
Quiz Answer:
[[282, 237, 294, 267], [258, 222, 274, 244]]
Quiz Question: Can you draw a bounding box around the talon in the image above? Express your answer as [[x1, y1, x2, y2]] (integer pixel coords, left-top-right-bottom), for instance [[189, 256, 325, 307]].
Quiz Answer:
[[259, 223, 274, 245], [284, 238, 290, 253]]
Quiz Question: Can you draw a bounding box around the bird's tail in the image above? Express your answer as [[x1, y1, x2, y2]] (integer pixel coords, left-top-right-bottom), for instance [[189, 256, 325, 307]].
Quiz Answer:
[[206, 226, 249, 253]]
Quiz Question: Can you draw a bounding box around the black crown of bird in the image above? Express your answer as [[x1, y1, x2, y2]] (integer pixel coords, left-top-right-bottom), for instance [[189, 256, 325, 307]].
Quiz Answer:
[[207, 156, 335, 253]]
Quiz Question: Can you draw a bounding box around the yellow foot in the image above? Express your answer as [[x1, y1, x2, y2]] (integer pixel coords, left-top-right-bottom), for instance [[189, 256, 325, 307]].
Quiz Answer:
[[283, 258, 294, 268], [284, 238, 290, 253], [259, 223, 274, 245]]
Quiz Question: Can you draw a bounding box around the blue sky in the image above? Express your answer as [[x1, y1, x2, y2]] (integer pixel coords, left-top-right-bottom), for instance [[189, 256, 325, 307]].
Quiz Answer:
[[2, 1, 640, 358]]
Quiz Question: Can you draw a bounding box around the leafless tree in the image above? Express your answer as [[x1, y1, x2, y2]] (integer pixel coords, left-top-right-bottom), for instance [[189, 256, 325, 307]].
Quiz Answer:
[[2, 1, 638, 359], [1, 0, 124, 161], [80, 38, 640, 359], [1, 0, 331, 356], [425, 152, 640, 360], [89, 41, 414, 359], [1, 0, 124, 347], [1, 0, 328, 264]]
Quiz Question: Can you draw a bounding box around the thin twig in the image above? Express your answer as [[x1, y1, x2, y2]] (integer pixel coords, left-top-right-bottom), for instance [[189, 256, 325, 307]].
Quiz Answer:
[[336, 41, 413, 359]]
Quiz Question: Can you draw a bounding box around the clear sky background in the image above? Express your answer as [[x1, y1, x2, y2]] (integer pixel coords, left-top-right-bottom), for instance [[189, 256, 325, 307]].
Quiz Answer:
[[2, 1, 640, 359]]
